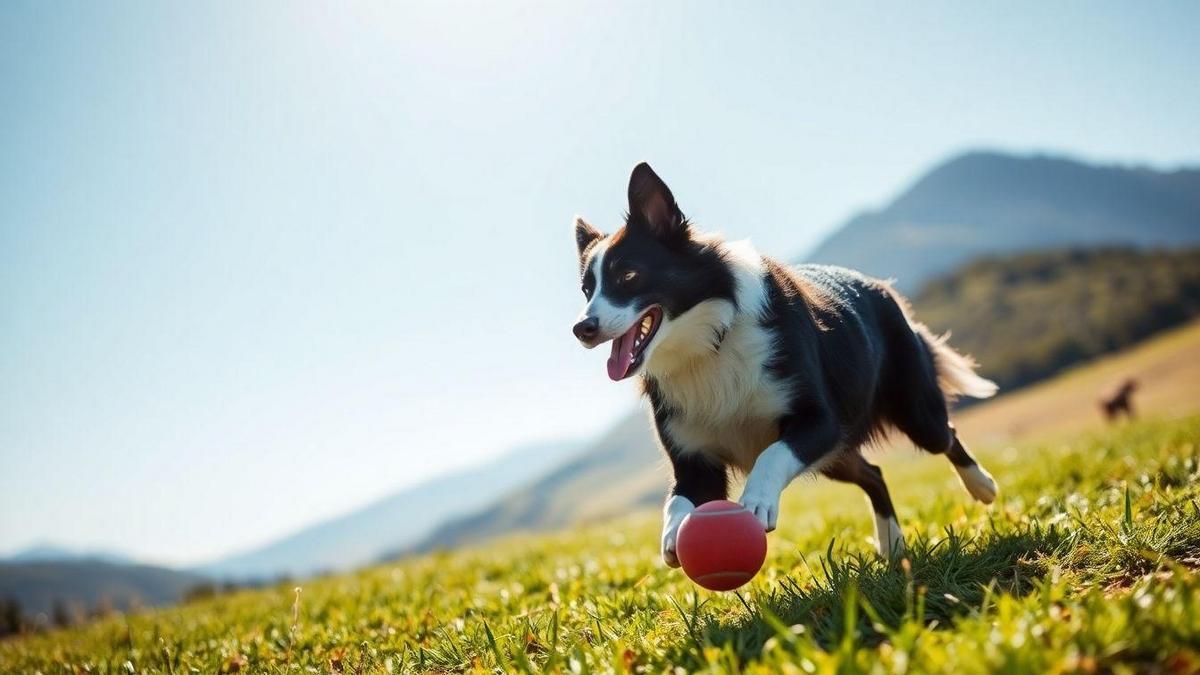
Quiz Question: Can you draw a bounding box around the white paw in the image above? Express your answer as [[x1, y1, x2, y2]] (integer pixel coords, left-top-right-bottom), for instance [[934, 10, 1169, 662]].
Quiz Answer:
[[874, 514, 905, 558], [955, 464, 998, 504], [738, 441, 803, 532], [661, 495, 694, 568], [661, 528, 681, 568], [738, 488, 779, 532]]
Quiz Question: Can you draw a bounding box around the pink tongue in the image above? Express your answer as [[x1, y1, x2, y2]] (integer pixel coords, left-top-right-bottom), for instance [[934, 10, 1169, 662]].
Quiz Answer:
[[606, 323, 640, 381]]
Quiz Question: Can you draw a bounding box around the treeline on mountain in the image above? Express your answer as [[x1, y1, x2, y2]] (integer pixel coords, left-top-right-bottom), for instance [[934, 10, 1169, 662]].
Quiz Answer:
[[910, 246, 1200, 393]]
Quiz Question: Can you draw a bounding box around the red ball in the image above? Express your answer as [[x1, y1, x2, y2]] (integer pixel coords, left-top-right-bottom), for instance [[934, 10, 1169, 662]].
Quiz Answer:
[[675, 500, 767, 591]]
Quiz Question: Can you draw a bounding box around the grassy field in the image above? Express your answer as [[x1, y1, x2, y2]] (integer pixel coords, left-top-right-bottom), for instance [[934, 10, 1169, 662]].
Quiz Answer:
[[2, 416, 1199, 673], [4, 325, 1200, 674]]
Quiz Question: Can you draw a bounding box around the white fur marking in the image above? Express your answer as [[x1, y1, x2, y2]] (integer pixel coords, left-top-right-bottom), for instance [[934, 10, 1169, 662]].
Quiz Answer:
[[578, 243, 646, 344], [738, 441, 806, 532], [873, 513, 905, 557], [661, 494, 695, 568], [955, 463, 998, 504], [648, 241, 793, 472]]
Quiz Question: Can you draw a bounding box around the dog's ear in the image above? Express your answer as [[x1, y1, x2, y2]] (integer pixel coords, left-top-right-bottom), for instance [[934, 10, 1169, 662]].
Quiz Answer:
[[627, 162, 687, 243], [574, 216, 602, 257]]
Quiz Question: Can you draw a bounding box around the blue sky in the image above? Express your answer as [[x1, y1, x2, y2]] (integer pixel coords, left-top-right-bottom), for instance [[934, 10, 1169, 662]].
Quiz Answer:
[[2, 1, 1198, 565]]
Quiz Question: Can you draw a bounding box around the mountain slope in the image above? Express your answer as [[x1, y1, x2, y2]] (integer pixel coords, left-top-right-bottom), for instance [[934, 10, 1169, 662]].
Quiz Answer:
[[912, 246, 1200, 390], [196, 440, 579, 580], [0, 560, 204, 618], [3, 544, 133, 566], [412, 412, 666, 554], [807, 151, 1200, 290]]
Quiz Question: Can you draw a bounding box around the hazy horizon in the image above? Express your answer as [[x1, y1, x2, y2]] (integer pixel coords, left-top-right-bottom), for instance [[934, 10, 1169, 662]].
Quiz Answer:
[[3, 1, 1199, 565]]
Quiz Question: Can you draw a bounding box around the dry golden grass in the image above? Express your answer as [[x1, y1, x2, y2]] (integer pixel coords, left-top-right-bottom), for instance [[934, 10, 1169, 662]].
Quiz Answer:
[[953, 318, 1200, 446]]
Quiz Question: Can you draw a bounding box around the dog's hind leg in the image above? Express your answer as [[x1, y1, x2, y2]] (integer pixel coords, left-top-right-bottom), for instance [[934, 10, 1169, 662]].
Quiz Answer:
[[823, 453, 905, 557], [889, 395, 999, 504], [893, 406, 999, 504], [945, 427, 998, 504], [892, 408, 999, 504], [880, 322, 999, 505]]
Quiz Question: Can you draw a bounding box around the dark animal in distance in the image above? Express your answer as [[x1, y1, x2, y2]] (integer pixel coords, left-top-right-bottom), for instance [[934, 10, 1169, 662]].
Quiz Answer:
[[1099, 378, 1138, 422]]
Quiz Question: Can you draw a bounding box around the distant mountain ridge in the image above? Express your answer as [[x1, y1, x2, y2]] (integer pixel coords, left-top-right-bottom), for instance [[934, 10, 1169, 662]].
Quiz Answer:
[[412, 412, 665, 554], [0, 560, 204, 619], [195, 439, 581, 580], [807, 151, 1200, 290], [3, 544, 134, 566]]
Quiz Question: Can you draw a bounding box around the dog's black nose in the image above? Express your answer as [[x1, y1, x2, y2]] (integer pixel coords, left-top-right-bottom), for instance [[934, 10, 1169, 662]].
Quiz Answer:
[[573, 317, 600, 341]]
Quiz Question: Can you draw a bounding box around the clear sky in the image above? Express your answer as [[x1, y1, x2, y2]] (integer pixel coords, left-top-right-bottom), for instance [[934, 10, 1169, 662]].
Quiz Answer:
[[2, 1, 1198, 565]]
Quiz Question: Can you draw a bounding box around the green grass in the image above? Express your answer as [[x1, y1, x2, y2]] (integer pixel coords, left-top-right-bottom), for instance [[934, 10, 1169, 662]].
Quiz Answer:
[[4, 417, 1200, 674]]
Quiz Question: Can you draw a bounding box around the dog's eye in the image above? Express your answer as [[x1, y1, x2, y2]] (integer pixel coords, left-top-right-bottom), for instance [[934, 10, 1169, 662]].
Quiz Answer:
[[581, 284, 592, 299], [619, 270, 638, 284]]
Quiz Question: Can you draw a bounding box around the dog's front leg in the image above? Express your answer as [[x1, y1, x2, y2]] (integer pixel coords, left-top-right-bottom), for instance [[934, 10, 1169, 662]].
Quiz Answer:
[[661, 452, 728, 567], [660, 494, 693, 568], [740, 413, 838, 531]]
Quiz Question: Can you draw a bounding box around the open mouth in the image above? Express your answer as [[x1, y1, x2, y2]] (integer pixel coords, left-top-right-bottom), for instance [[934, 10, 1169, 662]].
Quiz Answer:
[[606, 306, 662, 381]]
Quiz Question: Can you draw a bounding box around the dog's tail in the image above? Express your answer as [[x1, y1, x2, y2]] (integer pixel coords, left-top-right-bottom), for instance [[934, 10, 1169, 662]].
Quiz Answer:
[[916, 326, 999, 400]]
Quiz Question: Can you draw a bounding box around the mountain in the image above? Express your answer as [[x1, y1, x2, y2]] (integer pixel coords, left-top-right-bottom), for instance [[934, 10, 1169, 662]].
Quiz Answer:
[[807, 151, 1200, 290], [196, 440, 580, 580], [4, 543, 134, 566], [411, 413, 665, 554], [0, 560, 204, 619]]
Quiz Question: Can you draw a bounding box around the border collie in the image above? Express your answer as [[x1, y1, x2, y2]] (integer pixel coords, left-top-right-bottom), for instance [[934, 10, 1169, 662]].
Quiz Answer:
[[572, 163, 999, 567]]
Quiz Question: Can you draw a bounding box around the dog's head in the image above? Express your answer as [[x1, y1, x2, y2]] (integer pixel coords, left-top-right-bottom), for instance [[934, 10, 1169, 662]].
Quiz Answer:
[[572, 163, 738, 381]]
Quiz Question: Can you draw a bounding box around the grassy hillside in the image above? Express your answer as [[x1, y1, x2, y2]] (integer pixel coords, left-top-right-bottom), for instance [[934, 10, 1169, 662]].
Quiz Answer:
[[3, 415, 1198, 673], [913, 247, 1200, 391], [950, 318, 1200, 447]]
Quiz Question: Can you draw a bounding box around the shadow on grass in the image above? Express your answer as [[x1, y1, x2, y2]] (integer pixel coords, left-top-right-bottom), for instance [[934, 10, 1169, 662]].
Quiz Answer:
[[666, 522, 1070, 667]]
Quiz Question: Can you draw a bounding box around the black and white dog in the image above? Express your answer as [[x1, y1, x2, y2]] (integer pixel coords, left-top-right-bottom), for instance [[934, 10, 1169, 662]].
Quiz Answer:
[[572, 163, 999, 567]]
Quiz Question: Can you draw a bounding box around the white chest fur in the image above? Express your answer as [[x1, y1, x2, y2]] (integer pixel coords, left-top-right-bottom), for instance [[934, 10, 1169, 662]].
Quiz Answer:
[[643, 242, 792, 474], [656, 315, 791, 473]]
